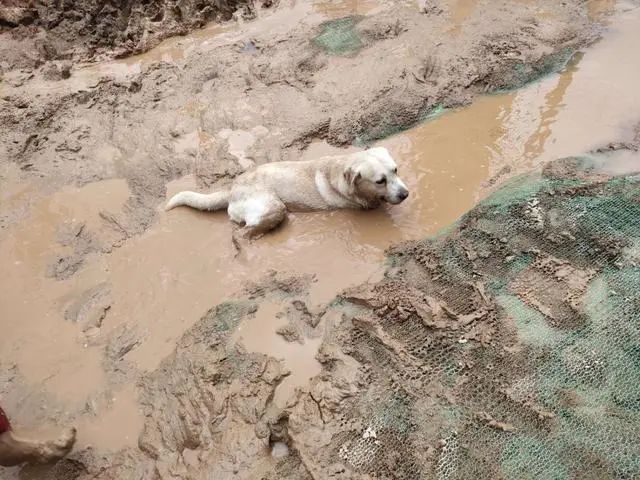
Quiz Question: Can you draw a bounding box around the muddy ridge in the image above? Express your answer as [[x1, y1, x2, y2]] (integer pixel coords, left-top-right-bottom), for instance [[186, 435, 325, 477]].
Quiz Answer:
[[0, 0, 264, 65]]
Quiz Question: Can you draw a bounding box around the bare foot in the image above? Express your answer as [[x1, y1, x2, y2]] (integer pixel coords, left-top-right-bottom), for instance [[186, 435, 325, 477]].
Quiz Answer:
[[38, 426, 77, 462], [0, 426, 76, 467]]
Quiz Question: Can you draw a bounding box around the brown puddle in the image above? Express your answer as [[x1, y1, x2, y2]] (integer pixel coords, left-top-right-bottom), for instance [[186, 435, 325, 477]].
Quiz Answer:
[[117, 23, 233, 66], [448, 0, 477, 33], [74, 384, 144, 450], [588, 0, 618, 19], [0, 179, 141, 450], [2, 0, 640, 454], [231, 302, 323, 408], [0, 179, 128, 401]]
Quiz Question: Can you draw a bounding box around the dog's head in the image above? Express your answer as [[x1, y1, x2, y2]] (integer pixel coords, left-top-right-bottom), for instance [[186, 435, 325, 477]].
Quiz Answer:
[[345, 147, 409, 206]]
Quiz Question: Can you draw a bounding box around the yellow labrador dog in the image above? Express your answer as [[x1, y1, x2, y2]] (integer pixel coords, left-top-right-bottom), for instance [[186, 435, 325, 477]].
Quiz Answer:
[[166, 147, 409, 237]]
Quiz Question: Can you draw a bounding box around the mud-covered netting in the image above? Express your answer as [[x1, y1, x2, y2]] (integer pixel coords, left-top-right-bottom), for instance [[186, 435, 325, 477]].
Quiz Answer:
[[313, 17, 364, 56], [285, 153, 640, 480]]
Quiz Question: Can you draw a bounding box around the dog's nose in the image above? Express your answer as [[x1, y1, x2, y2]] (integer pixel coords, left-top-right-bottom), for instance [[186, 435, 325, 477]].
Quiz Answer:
[[398, 190, 409, 201]]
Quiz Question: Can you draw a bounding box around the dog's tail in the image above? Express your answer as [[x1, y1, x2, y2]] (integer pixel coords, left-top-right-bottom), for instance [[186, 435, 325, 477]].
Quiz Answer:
[[165, 190, 230, 212]]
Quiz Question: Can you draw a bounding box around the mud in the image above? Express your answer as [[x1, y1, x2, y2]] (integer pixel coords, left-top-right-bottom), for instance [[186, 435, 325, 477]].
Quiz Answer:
[[1, 0, 639, 478], [231, 301, 323, 407], [0, 0, 258, 65]]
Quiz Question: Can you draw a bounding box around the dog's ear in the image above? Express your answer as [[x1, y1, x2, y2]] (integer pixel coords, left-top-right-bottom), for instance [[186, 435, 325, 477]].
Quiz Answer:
[[344, 165, 361, 187]]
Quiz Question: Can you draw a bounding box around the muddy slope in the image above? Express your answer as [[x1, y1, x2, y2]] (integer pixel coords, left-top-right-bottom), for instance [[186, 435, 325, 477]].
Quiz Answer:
[[36, 149, 639, 479], [0, 0, 262, 66]]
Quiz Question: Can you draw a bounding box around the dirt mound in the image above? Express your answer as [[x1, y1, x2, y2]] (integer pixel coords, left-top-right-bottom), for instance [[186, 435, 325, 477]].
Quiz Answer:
[[0, 0, 265, 66], [315, 153, 640, 479]]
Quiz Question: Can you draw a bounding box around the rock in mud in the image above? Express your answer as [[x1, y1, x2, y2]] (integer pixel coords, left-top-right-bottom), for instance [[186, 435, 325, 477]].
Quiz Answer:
[[276, 322, 303, 343], [0, 3, 38, 28], [42, 60, 72, 81]]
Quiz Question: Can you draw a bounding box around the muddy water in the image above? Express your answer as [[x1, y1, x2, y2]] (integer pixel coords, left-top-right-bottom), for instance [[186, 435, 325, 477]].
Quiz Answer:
[[447, 0, 615, 34], [532, 4, 640, 163], [0, 179, 143, 450], [2, 0, 639, 455], [448, 0, 477, 34], [66, 22, 234, 87], [588, 0, 618, 19], [232, 302, 323, 407], [111, 175, 386, 372], [447, 0, 533, 34], [75, 384, 144, 450], [0, 179, 128, 400], [118, 22, 233, 66]]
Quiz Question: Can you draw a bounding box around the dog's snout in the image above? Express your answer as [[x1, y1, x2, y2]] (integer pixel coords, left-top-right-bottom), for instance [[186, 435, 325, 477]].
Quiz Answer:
[[398, 189, 409, 201]]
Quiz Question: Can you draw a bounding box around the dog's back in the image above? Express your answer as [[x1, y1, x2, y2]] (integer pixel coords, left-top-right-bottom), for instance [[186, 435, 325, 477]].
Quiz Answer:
[[236, 159, 338, 211]]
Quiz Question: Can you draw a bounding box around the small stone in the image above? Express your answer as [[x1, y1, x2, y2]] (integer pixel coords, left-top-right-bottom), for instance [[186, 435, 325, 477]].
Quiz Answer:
[[271, 441, 289, 458]]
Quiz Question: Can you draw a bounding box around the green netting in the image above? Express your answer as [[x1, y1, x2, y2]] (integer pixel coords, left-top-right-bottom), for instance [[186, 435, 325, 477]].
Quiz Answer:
[[496, 294, 565, 347], [355, 104, 447, 146], [313, 16, 364, 56], [326, 154, 640, 480], [491, 48, 578, 93], [200, 300, 257, 332]]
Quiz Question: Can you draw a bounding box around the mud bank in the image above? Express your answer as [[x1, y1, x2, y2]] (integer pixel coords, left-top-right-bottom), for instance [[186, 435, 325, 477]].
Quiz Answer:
[[0, 0, 261, 66]]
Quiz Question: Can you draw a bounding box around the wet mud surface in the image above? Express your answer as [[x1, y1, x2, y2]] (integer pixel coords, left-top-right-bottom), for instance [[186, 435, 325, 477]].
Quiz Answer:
[[1, 0, 640, 478], [0, 0, 257, 64]]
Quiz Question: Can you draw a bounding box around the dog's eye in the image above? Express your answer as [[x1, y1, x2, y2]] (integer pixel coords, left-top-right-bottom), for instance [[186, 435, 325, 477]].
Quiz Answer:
[[393, 167, 397, 174], [376, 177, 386, 185]]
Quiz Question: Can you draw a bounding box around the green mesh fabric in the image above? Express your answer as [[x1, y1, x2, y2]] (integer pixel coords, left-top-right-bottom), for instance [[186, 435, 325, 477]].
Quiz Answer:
[[355, 104, 447, 146], [491, 48, 578, 93], [313, 17, 364, 56], [200, 300, 257, 332], [322, 155, 640, 480]]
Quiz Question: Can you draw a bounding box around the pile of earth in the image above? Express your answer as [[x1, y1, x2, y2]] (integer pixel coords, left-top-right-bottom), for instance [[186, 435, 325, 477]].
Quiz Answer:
[[0, 0, 269, 68]]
